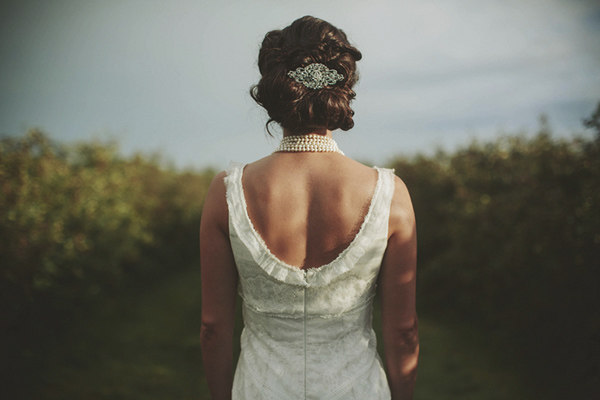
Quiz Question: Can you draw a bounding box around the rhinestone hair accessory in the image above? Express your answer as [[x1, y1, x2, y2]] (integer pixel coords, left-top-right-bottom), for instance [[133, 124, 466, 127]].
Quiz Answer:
[[287, 63, 344, 89]]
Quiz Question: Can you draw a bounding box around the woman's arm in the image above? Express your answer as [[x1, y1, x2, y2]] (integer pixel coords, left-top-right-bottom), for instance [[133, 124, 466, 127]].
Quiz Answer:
[[200, 171, 238, 400], [379, 175, 419, 400]]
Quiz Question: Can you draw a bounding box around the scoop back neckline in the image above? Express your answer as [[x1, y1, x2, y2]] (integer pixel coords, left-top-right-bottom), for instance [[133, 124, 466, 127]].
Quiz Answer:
[[237, 164, 383, 274]]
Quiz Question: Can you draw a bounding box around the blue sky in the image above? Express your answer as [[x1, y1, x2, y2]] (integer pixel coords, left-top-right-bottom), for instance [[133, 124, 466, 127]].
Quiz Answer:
[[1, 0, 599, 170]]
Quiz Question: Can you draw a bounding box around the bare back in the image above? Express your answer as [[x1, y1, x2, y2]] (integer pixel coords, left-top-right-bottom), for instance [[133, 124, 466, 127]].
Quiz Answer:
[[241, 152, 379, 270]]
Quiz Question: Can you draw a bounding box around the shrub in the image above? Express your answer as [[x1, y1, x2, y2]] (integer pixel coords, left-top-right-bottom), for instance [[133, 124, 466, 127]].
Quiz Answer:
[[0, 130, 214, 387], [391, 123, 599, 396]]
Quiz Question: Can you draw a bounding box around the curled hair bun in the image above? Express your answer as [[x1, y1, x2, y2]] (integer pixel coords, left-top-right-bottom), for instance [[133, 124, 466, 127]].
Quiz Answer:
[[251, 16, 362, 134]]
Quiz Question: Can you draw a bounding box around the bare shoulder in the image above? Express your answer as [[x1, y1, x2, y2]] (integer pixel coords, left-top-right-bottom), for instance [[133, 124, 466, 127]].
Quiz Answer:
[[344, 156, 379, 175], [205, 170, 228, 205], [334, 156, 379, 185], [208, 170, 228, 193], [388, 174, 416, 241], [201, 170, 229, 235]]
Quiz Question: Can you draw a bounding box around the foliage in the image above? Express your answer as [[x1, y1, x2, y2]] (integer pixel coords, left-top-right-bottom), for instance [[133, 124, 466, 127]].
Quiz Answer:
[[0, 130, 214, 394], [0, 130, 213, 306], [391, 120, 600, 396]]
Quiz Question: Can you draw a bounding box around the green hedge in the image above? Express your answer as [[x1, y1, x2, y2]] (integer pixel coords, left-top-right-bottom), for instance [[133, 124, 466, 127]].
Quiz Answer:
[[1, 130, 214, 306], [391, 121, 599, 396], [0, 130, 215, 388]]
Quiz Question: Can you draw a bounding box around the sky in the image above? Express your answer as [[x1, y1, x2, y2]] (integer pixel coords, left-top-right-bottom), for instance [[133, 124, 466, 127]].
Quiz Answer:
[[1, 0, 599, 170]]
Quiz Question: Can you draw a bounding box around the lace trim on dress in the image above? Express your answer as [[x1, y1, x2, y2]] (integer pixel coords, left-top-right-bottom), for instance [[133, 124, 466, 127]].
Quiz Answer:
[[225, 162, 306, 286], [224, 162, 396, 287]]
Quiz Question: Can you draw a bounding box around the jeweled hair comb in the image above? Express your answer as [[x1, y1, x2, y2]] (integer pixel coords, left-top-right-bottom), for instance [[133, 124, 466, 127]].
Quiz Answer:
[[287, 63, 344, 89]]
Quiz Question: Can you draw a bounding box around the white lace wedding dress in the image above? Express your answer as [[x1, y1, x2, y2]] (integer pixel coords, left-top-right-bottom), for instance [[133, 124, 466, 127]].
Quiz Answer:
[[225, 162, 395, 400]]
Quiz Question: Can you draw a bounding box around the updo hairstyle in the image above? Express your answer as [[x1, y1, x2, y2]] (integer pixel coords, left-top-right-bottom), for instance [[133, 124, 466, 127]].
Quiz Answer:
[[251, 16, 362, 135]]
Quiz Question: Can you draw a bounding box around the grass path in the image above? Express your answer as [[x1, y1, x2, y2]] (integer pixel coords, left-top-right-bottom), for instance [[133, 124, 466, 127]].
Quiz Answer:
[[38, 267, 548, 399]]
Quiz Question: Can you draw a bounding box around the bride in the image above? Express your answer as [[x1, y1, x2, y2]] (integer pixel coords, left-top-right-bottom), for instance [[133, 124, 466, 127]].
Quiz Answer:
[[200, 16, 418, 400]]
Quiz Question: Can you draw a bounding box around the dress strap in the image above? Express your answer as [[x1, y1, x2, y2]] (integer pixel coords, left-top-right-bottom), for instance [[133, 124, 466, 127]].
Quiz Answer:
[[371, 167, 396, 237]]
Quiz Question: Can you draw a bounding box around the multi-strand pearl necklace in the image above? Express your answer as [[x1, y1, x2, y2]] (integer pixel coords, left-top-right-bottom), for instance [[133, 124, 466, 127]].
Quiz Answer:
[[273, 134, 344, 155]]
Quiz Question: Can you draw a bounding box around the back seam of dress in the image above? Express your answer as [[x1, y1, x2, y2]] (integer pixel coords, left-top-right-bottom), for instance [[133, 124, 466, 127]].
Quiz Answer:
[[303, 287, 307, 400]]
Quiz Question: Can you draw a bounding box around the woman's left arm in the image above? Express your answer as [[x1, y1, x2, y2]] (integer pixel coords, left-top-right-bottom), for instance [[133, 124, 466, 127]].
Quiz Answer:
[[200, 171, 238, 400]]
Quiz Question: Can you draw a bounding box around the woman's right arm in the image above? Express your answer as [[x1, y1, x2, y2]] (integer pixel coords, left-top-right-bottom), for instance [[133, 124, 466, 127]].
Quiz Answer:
[[379, 175, 419, 399], [200, 172, 238, 400]]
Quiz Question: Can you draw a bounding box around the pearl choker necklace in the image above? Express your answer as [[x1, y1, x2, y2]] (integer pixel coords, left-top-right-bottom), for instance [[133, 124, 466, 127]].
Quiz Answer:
[[273, 134, 344, 155]]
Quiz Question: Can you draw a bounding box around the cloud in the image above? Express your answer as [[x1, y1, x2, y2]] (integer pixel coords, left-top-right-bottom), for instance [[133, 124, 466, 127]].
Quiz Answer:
[[0, 0, 598, 168]]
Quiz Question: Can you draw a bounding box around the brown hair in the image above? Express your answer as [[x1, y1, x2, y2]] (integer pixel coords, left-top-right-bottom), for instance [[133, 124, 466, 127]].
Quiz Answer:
[[251, 16, 362, 135]]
